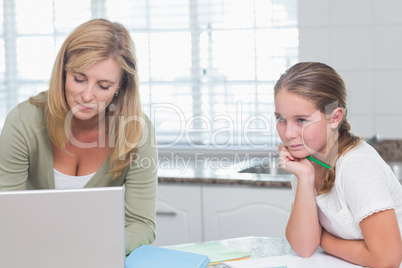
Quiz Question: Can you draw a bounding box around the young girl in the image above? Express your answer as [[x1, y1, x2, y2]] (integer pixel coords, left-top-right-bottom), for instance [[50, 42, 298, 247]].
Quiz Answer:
[[275, 62, 402, 267]]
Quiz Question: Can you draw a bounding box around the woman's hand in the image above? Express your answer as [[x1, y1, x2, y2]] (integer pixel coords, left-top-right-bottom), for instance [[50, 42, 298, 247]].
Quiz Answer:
[[278, 144, 315, 180]]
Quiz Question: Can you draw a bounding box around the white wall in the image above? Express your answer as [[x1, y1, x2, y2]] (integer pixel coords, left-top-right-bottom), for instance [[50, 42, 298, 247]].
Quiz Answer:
[[298, 0, 402, 139]]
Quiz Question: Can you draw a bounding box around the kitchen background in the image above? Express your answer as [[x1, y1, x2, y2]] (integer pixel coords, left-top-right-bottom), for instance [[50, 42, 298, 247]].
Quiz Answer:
[[1, 0, 402, 247], [299, 0, 402, 139], [1, 0, 401, 149]]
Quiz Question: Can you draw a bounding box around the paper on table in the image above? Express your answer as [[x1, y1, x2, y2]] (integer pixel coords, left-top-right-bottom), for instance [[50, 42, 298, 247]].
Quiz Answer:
[[222, 251, 363, 268], [168, 241, 250, 264]]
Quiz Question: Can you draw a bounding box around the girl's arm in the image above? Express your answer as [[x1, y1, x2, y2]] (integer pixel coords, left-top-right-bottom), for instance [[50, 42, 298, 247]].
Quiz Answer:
[[285, 173, 322, 257], [321, 209, 402, 267], [279, 144, 322, 257]]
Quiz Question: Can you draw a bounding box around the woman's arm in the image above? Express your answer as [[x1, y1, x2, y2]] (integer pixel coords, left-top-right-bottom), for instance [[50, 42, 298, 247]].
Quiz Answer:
[[279, 144, 322, 257], [321, 209, 402, 267], [0, 105, 29, 190], [124, 160, 157, 256], [123, 116, 158, 256]]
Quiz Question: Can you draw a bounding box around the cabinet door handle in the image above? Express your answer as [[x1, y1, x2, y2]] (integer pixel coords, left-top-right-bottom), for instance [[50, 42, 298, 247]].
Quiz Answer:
[[156, 211, 177, 216]]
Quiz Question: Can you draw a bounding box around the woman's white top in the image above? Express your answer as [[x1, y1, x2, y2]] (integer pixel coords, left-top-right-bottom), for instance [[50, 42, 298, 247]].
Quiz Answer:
[[290, 141, 402, 240], [54, 169, 95, 189]]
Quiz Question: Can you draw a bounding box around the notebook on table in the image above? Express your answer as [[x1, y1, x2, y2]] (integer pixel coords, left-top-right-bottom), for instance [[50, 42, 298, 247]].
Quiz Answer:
[[0, 187, 125, 268], [126, 245, 211, 268]]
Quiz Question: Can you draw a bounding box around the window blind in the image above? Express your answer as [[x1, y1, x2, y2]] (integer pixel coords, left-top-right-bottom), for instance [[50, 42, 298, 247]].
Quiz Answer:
[[0, 0, 298, 150]]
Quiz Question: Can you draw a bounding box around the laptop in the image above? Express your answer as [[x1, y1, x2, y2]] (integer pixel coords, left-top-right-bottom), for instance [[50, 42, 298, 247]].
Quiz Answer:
[[0, 187, 125, 268]]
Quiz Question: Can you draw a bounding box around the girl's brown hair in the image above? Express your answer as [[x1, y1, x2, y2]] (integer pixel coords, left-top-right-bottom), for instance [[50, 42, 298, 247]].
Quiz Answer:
[[30, 18, 143, 177], [274, 62, 361, 194]]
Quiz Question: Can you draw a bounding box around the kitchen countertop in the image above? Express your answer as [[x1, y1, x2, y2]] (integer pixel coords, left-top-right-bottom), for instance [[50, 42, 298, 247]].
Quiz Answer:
[[157, 158, 292, 188]]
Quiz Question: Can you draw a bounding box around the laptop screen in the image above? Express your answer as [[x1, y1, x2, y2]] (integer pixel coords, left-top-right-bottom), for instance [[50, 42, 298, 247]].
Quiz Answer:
[[0, 187, 125, 268]]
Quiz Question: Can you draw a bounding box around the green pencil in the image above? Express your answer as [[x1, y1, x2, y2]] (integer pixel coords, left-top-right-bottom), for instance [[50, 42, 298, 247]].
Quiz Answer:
[[306, 155, 332, 170]]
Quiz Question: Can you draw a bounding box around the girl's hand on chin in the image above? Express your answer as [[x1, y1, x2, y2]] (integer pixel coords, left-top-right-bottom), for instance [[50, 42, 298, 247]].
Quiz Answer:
[[278, 144, 315, 178]]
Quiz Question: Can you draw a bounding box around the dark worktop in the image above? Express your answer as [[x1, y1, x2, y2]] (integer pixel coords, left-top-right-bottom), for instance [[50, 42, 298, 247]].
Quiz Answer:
[[157, 153, 292, 188]]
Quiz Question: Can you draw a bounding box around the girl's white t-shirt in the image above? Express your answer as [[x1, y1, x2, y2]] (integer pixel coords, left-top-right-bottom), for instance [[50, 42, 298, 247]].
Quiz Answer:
[[54, 168, 95, 189], [290, 141, 402, 240]]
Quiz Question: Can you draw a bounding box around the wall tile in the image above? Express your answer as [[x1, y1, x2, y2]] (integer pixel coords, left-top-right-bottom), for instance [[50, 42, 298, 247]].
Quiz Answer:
[[330, 0, 373, 26], [348, 115, 375, 138], [375, 115, 402, 139], [349, 115, 375, 138], [299, 0, 402, 139], [340, 70, 374, 115], [374, 71, 402, 115], [330, 27, 373, 70], [298, 28, 331, 62], [297, 0, 330, 27], [373, 26, 402, 69], [373, 0, 402, 24]]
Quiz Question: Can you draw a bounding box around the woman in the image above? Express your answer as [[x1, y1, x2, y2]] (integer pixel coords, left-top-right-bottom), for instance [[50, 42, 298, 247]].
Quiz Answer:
[[275, 62, 402, 267], [0, 19, 157, 255]]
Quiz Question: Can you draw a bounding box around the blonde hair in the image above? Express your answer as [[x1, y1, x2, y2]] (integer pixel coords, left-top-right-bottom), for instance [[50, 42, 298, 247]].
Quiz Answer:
[[274, 62, 361, 194], [30, 18, 142, 177]]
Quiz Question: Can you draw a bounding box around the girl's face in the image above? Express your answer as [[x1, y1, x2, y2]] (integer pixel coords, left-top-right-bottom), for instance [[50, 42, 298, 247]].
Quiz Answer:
[[65, 57, 122, 124], [275, 90, 331, 159]]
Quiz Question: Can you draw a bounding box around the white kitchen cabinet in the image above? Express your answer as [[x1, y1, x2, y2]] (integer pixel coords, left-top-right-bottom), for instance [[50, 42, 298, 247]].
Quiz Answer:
[[153, 183, 292, 246], [202, 185, 292, 241], [152, 184, 203, 246]]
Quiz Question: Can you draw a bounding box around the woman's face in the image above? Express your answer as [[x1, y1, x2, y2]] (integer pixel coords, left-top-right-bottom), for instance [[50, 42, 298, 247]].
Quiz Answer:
[[65, 57, 121, 123], [275, 90, 331, 159]]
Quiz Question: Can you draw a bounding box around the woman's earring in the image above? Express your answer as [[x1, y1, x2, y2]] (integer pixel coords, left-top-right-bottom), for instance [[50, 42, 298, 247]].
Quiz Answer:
[[114, 91, 119, 97]]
